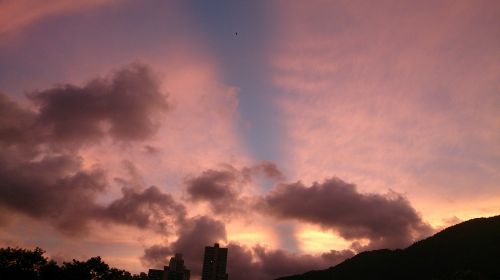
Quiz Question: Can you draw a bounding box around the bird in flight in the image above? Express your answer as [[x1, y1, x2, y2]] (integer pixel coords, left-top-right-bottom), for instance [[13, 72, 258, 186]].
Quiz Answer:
[[233, 32, 238, 36]]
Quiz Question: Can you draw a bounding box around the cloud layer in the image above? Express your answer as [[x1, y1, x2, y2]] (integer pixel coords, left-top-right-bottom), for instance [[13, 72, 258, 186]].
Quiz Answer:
[[0, 0, 115, 36], [185, 162, 284, 214], [5, 1, 498, 278], [0, 64, 174, 234], [29, 63, 168, 145], [141, 214, 355, 280], [264, 178, 432, 249], [183, 164, 431, 250], [0, 61, 435, 278], [269, 1, 500, 228], [141, 169, 430, 279], [142, 216, 227, 277], [0, 154, 106, 234]]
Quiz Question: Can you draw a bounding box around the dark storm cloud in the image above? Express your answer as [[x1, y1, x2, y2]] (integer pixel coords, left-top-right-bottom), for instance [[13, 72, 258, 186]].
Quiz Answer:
[[170, 216, 227, 272], [226, 243, 351, 280], [185, 168, 242, 213], [28, 63, 169, 145], [142, 241, 354, 280], [185, 165, 430, 250], [0, 64, 178, 234], [185, 162, 284, 214], [0, 153, 186, 235], [142, 216, 227, 276], [224, 243, 261, 280], [0, 154, 106, 234], [103, 186, 186, 233], [253, 245, 354, 279], [186, 168, 239, 203], [0, 93, 37, 147], [142, 245, 173, 269], [263, 178, 433, 249], [0, 63, 168, 151], [142, 218, 354, 280]]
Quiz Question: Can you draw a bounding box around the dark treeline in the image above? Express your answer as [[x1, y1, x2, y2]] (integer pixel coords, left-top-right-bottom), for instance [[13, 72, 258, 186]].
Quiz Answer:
[[0, 247, 147, 280]]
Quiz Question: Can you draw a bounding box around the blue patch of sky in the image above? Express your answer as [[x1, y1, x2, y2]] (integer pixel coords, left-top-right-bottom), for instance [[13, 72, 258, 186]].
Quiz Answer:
[[184, 0, 286, 165], [274, 223, 300, 253]]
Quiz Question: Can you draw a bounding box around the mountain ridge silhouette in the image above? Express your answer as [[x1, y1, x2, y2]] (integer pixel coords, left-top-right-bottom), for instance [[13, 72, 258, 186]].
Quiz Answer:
[[276, 215, 500, 280]]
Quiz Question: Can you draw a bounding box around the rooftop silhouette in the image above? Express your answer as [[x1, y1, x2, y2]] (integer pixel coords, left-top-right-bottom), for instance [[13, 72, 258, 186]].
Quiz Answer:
[[147, 253, 191, 280], [202, 243, 228, 280]]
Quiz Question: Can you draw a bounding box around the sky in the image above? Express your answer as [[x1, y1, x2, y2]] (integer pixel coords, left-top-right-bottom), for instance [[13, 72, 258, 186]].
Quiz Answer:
[[0, 0, 499, 279]]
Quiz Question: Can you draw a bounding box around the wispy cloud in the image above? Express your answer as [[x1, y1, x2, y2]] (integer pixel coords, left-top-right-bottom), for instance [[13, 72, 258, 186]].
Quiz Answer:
[[271, 0, 500, 220], [0, 0, 115, 36]]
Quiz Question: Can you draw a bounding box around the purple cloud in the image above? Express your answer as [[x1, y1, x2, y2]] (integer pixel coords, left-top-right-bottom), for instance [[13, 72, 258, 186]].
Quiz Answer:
[[263, 177, 433, 249]]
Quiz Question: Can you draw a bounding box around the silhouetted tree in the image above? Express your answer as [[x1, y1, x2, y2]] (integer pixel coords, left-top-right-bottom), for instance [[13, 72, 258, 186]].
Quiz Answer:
[[40, 260, 63, 280], [0, 247, 47, 280], [131, 272, 148, 280], [0, 247, 147, 280]]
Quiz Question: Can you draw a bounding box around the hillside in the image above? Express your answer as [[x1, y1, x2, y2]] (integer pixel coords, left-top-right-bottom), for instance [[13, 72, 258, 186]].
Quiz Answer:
[[277, 215, 500, 280]]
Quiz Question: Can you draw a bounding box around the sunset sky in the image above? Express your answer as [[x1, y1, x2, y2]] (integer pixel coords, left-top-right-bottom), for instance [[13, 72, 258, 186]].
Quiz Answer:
[[0, 1, 499, 279]]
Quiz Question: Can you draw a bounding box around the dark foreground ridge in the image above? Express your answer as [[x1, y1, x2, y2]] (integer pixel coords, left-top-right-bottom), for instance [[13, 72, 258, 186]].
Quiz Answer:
[[277, 215, 500, 280]]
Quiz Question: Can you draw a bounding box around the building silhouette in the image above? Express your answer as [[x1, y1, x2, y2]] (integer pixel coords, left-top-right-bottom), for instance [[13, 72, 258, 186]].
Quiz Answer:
[[201, 243, 228, 280], [164, 253, 190, 280], [147, 254, 190, 280]]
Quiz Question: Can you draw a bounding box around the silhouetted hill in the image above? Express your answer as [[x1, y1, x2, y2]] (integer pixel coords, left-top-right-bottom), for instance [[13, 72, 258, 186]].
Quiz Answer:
[[277, 215, 500, 280]]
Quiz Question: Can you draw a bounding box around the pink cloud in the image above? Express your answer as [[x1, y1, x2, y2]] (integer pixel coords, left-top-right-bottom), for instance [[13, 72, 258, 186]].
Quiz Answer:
[[0, 21, 256, 273], [271, 0, 500, 219], [0, 0, 115, 36], [2, 1, 499, 276]]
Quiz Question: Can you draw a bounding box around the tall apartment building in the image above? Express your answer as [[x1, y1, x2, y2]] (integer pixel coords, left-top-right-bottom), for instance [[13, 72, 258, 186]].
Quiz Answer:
[[201, 243, 228, 280], [147, 254, 190, 280], [164, 254, 190, 280]]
